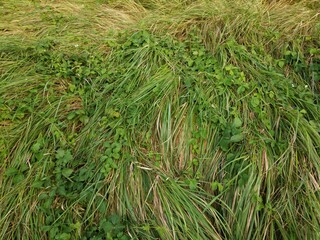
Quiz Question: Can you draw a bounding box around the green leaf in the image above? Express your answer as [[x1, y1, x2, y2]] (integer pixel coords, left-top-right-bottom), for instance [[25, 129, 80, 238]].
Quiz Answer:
[[226, 153, 235, 161], [62, 168, 73, 178], [120, 235, 129, 240], [20, 163, 29, 172], [32, 180, 43, 189], [211, 181, 224, 192], [63, 150, 73, 162], [192, 158, 199, 166], [238, 178, 244, 187], [38, 193, 48, 200], [300, 109, 307, 114], [112, 142, 122, 149], [211, 182, 218, 191], [199, 128, 207, 139], [80, 115, 89, 124], [250, 96, 260, 108], [142, 224, 150, 232], [232, 117, 242, 128], [49, 227, 59, 239], [237, 85, 246, 94], [309, 48, 319, 55], [278, 60, 285, 68], [69, 84, 76, 93], [67, 112, 77, 120], [57, 185, 67, 196], [219, 138, 229, 152], [269, 91, 275, 99], [40, 225, 52, 232], [31, 143, 41, 153], [104, 141, 111, 148], [57, 233, 71, 240], [109, 214, 120, 225], [110, 160, 118, 169], [98, 201, 107, 213], [188, 179, 198, 190], [13, 174, 25, 184], [100, 219, 113, 234], [56, 149, 65, 159], [285, 50, 292, 56], [5, 167, 18, 177], [187, 59, 194, 67], [70, 221, 81, 231], [113, 147, 121, 153], [230, 134, 244, 143], [112, 152, 120, 159]]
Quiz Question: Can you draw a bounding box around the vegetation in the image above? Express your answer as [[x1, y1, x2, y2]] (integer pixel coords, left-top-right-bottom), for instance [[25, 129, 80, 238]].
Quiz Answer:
[[0, 0, 319, 239]]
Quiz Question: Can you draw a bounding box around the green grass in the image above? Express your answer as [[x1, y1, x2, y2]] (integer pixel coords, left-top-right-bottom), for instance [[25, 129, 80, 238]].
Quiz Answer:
[[1, 0, 320, 239]]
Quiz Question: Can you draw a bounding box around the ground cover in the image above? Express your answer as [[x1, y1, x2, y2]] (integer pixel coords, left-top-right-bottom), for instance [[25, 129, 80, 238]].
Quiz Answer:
[[0, 0, 320, 239]]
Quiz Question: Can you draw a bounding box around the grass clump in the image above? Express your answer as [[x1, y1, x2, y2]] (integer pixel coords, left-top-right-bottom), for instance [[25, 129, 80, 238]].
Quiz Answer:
[[1, 0, 320, 239]]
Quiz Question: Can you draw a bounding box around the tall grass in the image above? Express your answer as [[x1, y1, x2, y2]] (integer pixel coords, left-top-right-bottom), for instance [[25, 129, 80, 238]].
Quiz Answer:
[[1, 0, 320, 239]]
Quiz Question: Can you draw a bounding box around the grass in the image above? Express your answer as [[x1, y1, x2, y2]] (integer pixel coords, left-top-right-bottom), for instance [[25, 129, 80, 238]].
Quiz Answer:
[[1, 0, 320, 239]]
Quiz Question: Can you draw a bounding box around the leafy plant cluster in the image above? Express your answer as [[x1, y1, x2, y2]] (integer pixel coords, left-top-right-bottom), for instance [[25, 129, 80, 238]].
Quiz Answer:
[[1, 20, 320, 240]]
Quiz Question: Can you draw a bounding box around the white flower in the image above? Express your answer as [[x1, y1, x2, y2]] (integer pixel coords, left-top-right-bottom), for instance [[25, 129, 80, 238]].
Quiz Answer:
[[305, 85, 308, 88], [74, 44, 79, 47], [292, 84, 295, 87]]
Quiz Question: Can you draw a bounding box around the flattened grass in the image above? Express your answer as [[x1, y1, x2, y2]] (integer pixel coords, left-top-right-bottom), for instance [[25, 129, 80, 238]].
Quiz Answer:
[[1, 0, 320, 239]]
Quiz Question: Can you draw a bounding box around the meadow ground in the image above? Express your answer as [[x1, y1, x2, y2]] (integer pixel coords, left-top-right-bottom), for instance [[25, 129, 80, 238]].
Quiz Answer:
[[0, 0, 320, 239]]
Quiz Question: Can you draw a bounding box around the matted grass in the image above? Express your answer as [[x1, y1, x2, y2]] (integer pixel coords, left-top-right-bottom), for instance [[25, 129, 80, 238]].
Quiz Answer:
[[1, 0, 320, 239]]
